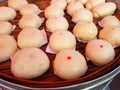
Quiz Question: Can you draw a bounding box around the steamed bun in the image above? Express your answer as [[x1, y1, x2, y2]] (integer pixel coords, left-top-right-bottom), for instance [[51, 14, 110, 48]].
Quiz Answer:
[[0, 7, 16, 21], [11, 48, 50, 79]]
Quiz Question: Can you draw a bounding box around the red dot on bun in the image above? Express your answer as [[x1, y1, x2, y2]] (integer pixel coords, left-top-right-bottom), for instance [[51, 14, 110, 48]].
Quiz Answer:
[[60, 32, 63, 35], [100, 45, 104, 48], [67, 56, 72, 60]]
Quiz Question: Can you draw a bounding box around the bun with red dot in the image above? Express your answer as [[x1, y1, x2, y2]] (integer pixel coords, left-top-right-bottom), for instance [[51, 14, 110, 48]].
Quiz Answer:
[[85, 39, 115, 66], [54, 49, 88, 80]]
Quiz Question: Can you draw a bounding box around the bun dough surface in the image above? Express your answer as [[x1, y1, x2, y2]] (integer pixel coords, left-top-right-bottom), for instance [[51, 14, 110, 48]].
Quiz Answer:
[[50, 0, 67, 10], [85, 39, 115, 66], [67, 0, 88, 4], [8, 0, 28, 10], [92, 2, 116, 18], [66, 0, 75, 4], [20, 4, 41, 15], [11, 48, 50, 79], [18, 14, 42, 29], [73, 21, 98, 42], [54, 49, 88, 80], [49, 30, 76, 53], [72, 8, 93, 23], [98, 15, 120, 28], [17, 28, 44, 48], [0, 7, 16, 21], [44, 5, 64, 18], [46, 16, 69, 32], [99, 26, 120, 47], [67, 1, 84, 16], [0, 34, 17, 62], [0, 21, 13, 34], [85, 0, 105, 10], [76, 0, 88, 5]]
